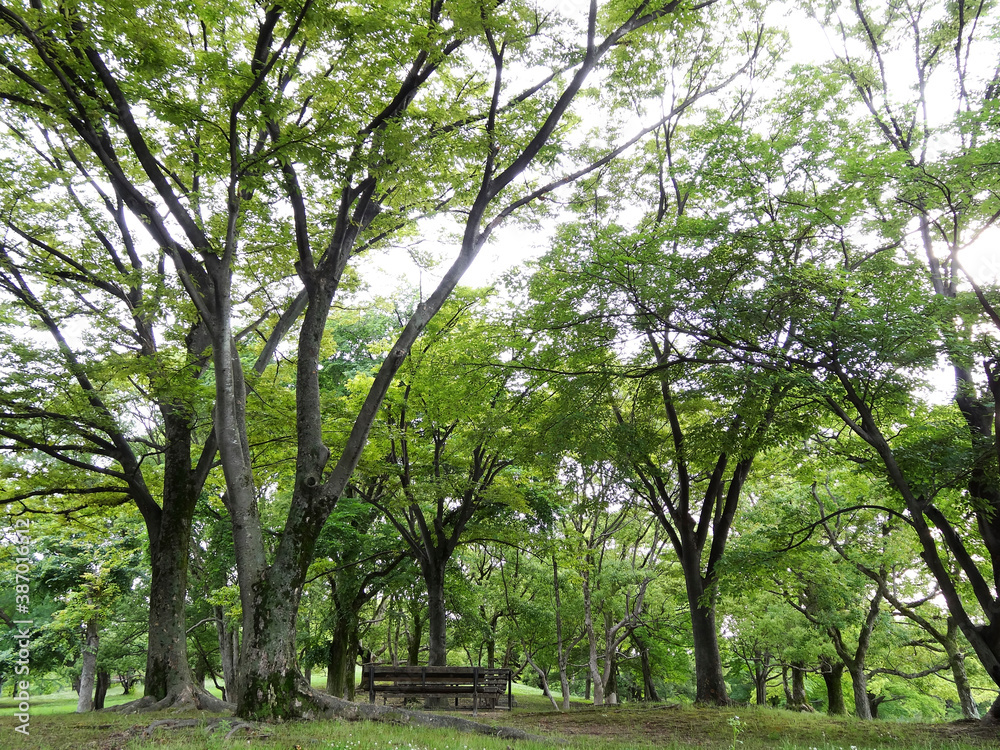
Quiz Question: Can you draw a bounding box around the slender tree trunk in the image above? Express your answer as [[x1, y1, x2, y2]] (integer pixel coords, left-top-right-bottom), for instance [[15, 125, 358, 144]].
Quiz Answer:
[[552, 555, 572, 710], [215, 606, 237, 703], [525, 655, 559, 710], [77, 616, 99, 713], [581, 571, 604, 706], [639, 644, 660, 702], [826, 593, 879, 720]]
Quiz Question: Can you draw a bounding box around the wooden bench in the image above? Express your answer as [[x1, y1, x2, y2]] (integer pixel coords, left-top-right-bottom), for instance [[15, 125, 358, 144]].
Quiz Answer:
[[360, 665, 512, 715]]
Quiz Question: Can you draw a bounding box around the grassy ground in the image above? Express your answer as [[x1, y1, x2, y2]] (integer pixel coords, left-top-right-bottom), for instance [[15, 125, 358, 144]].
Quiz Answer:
[[0, 680, 996, 750]]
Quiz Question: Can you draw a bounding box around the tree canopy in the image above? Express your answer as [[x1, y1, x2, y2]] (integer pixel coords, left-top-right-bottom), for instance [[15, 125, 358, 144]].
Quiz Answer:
[[1, 0, 1000, 729]]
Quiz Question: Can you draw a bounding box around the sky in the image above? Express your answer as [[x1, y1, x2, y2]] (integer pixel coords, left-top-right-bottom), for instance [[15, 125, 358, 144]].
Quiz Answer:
[[354, 0, 1000, 306]]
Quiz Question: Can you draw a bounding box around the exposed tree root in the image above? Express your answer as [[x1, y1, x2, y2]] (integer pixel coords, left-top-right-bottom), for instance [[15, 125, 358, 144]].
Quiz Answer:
[[113, 680, 538, 740], [286, 688, 544, 741], [140, 717, 268, 740], [107, 684, 233, 714]]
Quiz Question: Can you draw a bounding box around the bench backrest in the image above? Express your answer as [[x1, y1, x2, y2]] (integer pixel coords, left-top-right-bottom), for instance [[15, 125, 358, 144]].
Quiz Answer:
[[361, 665, 511, 691]]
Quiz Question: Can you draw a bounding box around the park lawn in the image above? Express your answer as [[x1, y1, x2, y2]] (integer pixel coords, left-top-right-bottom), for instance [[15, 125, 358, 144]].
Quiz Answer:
[[0, 697, 998, 749], [0, 675, 996, 749]]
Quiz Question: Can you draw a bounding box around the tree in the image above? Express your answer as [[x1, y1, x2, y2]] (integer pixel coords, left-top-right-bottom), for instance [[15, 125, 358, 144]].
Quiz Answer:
[[0, 511, 146, 709], [0, 143, 228, 708], [507, 8, 829, 704], [0, 0, 733, 719], [799, 0, 1000, 722], [555, 459, 667, 705], [811, 470, 983, 720], [360, 294, 528, 673], [310, 488, 409, 699]]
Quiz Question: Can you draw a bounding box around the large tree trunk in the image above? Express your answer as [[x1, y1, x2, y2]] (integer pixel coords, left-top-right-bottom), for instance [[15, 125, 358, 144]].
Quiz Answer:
[[345, 631, 360, 701], [407, 618, 423, 666], [944, 623, 981, 720], [77, 616, 99, 713], [326, 616, 356, 698], [425, 564, 447, 668], [820, 657, 846, 715], [848, 666, 871, 720], [234, 560, 312, 720], [424, 563, 448, 708], [754, 667, 767, 706], [751, 650, 771, 706], [788, 662, 812, 712], [127, 410, 228, 712], [94, 671, 111, 710], [144, 498, 198, 701], [683, 564, 728, 705], [484, 610, 498, 670], [604, 651, 619, 706]]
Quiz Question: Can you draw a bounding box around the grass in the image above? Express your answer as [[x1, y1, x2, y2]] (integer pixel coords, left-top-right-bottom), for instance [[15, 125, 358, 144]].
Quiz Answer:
[[0, 679, 996, 750]]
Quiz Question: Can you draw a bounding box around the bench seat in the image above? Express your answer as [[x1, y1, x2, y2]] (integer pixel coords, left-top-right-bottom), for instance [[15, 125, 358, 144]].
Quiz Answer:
[[360, 665, 512, 714]]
